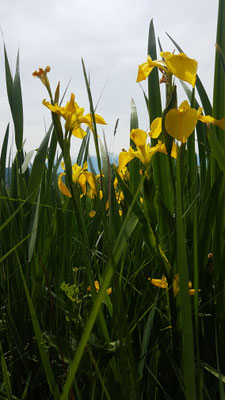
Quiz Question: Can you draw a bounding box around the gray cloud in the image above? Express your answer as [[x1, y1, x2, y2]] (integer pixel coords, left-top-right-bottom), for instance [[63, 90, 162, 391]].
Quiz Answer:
[[0, 0, 218, 156]]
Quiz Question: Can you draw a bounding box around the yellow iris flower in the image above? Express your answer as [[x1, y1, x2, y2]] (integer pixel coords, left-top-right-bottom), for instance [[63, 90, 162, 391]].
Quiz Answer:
[[58, 161, 95, 197], [149, 101, 225, 143], [149, 274, 199, 297], [87, 280, 112, 295], [118, 128, 177, 171], [137, 52, 198, 87], [43, 93, 106, 139]]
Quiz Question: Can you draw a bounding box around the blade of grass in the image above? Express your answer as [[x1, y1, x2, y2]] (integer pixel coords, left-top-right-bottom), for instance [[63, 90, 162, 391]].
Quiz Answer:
[[27, 125, 52, 203], [12, 50, 23, 154], [0, 340, 12, 399], [27, 191, 40, 261], [138, 297, 157, 377], [60, 212, 138, 399], [176, 145, 196, 400], [0, 123, 9, 182], [207, 124, 225, 175], [15, 251, 60, 400], [129, 98, 140, 195]]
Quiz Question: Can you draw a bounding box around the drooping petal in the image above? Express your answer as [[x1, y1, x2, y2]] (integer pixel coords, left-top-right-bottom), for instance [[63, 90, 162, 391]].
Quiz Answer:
[[161, 52, 198, 87], [149, 273, 199, 297], [136, 61, 154, 82], [72, 126, 88, 139], [136, 55, 166, 83], [82, 113, 107, 127], [149, 276, 168, 289], [58, 173, 72, 197], [118, 150, 134, 171], [149, 117, 162, 138], [78, 173, 87, 195], [86, 173, 96, 190], [43, 99, 62, 115], [165, 102, 198, 143], [171, 141, 178, 159], [130, 129, 147, 146], [198, 114, 225, 130]]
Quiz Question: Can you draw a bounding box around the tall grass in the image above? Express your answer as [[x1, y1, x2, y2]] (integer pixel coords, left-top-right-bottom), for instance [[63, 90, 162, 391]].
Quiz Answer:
[[1, 1, 225, 399]]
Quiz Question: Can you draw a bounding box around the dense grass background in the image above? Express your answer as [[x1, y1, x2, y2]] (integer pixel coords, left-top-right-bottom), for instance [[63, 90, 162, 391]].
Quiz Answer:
[[1, 1, 225, 399]]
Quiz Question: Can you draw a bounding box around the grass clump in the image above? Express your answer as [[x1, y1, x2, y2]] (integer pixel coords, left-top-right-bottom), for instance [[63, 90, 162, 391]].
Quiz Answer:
[[1, 1, 225, 399]]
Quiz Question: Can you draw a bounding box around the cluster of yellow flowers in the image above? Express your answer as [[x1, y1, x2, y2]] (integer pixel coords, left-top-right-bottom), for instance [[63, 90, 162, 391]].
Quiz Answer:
[[33, 51, 225, 206], [118, 51, 225, 172], [33, 50, 224, 296], [149, 274, 200, 297]]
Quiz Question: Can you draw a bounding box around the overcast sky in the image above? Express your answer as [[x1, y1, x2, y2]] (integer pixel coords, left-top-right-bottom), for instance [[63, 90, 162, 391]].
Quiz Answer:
[[0, 0, 219, 158]]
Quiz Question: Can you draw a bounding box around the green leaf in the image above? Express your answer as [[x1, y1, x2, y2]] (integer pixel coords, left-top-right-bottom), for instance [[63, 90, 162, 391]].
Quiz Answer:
[[129, 98, 140, 194], [176, 146, 196, 400], [16, 252, 60, 400], [0, 123, 9, 182], [138, 299, 157, 377], [21, 150, 35, 174], [207, 124, 225, 175], [147, 19, 162, 121], [0, 232, 32, 264], [12, 51, 24, 152], [216, 44, 225, 75], [76, 128, 90, 166], [4, 44, 13, 111], [27, 191, 40, 261], [27, 126, 52, 203], [0, 341, 12, 399]]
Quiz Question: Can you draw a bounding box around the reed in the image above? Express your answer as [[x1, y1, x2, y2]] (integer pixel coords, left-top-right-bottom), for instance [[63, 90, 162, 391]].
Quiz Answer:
[[1, 1, 225, 398]]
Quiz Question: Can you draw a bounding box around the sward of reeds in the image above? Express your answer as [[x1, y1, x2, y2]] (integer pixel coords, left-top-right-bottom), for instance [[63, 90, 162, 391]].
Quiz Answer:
[[1, 1, 225, 399]]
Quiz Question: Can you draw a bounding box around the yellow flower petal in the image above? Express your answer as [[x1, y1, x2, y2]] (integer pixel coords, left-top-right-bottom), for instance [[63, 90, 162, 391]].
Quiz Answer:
[[149, 276, 168, 289], [136, 60, 154, 82], [58, 173, 72, 197], [161, 52, 198, 87], [118, 150, 134, 171], [171, 141, 178, 159], [87, 280, 112, 295], [99, 190, 103, 200], [149, 273, 199, 297], [89, 210, 96, 218], [172, 274, 180, 297], [165, 101, 198, 143], [72, 126, 88, 139], [94, 281, 100, 292], [130, 129, 147, 146], [149, 117, 162, 138], [136, 55, 166, 82], [78, 173, 87, 195], [198, 114, 225, 130], [43, 93, 106, 138], [82, 113, 107, 127]]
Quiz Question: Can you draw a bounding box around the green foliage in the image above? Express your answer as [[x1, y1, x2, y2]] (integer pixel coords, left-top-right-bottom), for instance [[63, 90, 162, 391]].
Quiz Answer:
[[1, 2, 225, 398]]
